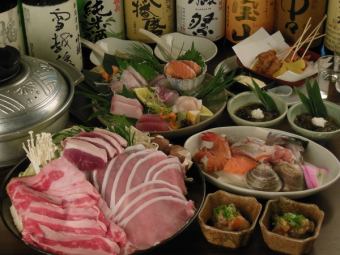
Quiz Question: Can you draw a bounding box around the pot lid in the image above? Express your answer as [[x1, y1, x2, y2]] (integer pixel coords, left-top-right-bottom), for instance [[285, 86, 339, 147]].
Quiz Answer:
[[0, 46, 71, 135]]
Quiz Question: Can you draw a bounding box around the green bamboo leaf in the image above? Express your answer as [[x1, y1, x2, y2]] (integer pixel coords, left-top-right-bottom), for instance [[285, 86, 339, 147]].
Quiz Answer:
[[311, 80, 328, 117], [295, 88, 313, 114], [251, 79, 278, 112]]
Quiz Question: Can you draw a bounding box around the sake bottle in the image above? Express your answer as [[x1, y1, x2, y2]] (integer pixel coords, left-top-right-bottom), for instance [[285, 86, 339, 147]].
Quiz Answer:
[[275, 0, 327, 48], [176, 0, 225, 41], [124, 0, 175, 43], [0, 0, 25, 54], [225, 0, 275, 44], [79, 0, 125, 42], [22, 0, 83, 70], [324, 0, 340, 55]]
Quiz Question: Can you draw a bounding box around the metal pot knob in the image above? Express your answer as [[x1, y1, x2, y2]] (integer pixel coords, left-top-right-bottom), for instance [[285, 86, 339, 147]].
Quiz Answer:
[[0, 46, 20, 83]]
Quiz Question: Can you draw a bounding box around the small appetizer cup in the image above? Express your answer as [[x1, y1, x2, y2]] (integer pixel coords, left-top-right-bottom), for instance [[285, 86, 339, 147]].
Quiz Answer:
[[259, 197, 324, 255], [227, 91, 288, 127], [287, 101, 340, 141], [165, 63, 207, 96], [198, 190, 262, 249]]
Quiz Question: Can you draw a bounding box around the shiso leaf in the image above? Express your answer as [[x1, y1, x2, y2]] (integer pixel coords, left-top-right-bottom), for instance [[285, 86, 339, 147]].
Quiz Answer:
[[128, 43, 163, 73], [252, 79, 278, 112], [177, 42, 205, 70]]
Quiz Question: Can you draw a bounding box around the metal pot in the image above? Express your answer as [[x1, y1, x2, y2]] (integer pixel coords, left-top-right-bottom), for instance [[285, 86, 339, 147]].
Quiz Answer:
[[0, 48, 83, 167]]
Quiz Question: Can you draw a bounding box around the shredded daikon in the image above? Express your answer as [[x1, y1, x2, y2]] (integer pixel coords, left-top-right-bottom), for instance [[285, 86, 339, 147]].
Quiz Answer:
[[22, 131, 58, 174]]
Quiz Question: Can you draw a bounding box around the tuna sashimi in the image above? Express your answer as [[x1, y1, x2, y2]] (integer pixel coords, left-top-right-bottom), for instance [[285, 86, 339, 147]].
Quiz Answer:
[[110, 94, 143, 120], [136, 114, 170, 132]]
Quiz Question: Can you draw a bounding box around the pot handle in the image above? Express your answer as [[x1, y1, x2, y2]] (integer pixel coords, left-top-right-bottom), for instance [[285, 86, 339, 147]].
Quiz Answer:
[[49, 59, 84, 86]]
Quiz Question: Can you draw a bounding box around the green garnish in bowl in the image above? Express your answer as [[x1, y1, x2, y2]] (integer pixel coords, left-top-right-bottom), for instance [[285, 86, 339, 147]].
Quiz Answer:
[[252, 79, 278, 112], [295, 80, 328, 118]]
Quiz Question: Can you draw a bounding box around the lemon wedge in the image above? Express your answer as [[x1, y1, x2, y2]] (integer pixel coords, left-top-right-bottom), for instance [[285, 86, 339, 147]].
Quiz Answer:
[[133, 87, 153, 104], [285, 58, 306, 74], [200, 105, 213, 120], [273, 63, 288, 77]]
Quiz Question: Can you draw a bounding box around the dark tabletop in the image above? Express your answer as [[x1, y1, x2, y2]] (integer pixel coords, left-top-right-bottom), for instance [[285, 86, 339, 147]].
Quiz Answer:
[[0, 39, 339, 255]]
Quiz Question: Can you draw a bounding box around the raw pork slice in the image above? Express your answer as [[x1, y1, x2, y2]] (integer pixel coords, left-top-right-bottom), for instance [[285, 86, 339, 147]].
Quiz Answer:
[[72, 136, 117, 158], [120, 196, 195, 251], [7, 157, 126, 255], [63, 138, 107, 171]]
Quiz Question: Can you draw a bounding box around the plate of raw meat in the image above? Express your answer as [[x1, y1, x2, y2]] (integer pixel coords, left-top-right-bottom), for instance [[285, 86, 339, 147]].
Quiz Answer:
[[0, 127, 205, 255], [184, 126, 340, 199]]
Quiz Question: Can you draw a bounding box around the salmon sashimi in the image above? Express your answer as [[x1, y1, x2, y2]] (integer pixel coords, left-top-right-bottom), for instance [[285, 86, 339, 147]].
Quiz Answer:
[[193, 132, 231, 172], [223, 155, 258, 175], [165, 60, 198, 79], [181, 60, 201, 75]]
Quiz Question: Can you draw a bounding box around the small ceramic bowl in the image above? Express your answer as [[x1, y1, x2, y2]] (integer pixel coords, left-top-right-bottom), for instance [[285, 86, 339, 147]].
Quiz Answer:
[[165, 63, 207, 95], [260, 197, 324, 255], [227, 91, 288, 127], [154, 32, 217, 62], [287, 101, 340, 141], [198, 190, 262, 249]]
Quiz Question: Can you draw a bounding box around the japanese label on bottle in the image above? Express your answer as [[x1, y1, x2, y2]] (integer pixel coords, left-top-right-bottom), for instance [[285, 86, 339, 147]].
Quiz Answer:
[[176, 0, 225, 41], [325, 0, 340, 54], [23, 0, 83, 70], [80, 0, 125, 42], [125, 0, 175, 42], [0, 5, 25, 54], [226, 0, 275, 43], [275, 0, 326, 46]]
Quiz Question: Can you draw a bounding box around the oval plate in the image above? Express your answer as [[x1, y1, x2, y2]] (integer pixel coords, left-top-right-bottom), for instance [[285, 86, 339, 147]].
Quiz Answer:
[[0, 158, 206, 254], [184, 126, 340, 199], [154, 32, 218, 63]]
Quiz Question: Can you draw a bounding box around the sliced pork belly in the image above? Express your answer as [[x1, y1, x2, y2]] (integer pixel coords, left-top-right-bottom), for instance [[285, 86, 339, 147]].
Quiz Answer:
[[63, 139, 107, 171], [72, 137, 117, 158], [78, 130, 125, 155], [120, 196, 195, 251], [94, 128, 128, 147], [7, 157, 126, 255]]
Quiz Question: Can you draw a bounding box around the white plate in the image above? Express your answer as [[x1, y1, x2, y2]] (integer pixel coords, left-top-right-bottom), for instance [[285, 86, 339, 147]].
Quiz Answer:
[[89, 37, 153, 66], [214, 57, 329, 106], [154, 32, 217, 62], [184, 126, 340, 199]]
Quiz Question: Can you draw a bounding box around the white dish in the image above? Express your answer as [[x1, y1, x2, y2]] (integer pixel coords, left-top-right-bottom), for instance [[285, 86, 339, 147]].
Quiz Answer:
[[184, 126, 340, 199], [154, 32, 217, 62], [214, 57, 330, 106], [89, 37, 153, 66]]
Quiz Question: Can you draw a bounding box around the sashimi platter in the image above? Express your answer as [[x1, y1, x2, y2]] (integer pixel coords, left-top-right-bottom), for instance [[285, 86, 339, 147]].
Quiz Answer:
[[78, 43, 232, 137], [0, 126, 205, 255]]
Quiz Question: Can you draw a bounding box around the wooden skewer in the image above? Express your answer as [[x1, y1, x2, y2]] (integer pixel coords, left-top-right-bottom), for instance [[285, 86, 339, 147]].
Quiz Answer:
[[278, 33, 326, 59], [287, 17, 312, 61], [280, 19, 311, 62], [301, 15, 328, 58]]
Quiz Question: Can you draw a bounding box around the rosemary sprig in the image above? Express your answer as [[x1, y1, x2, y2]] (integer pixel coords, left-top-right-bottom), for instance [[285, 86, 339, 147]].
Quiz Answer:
[[295, 80, 328, 118], [252, 79, 278, 112], [195, 67, 236, 99]]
